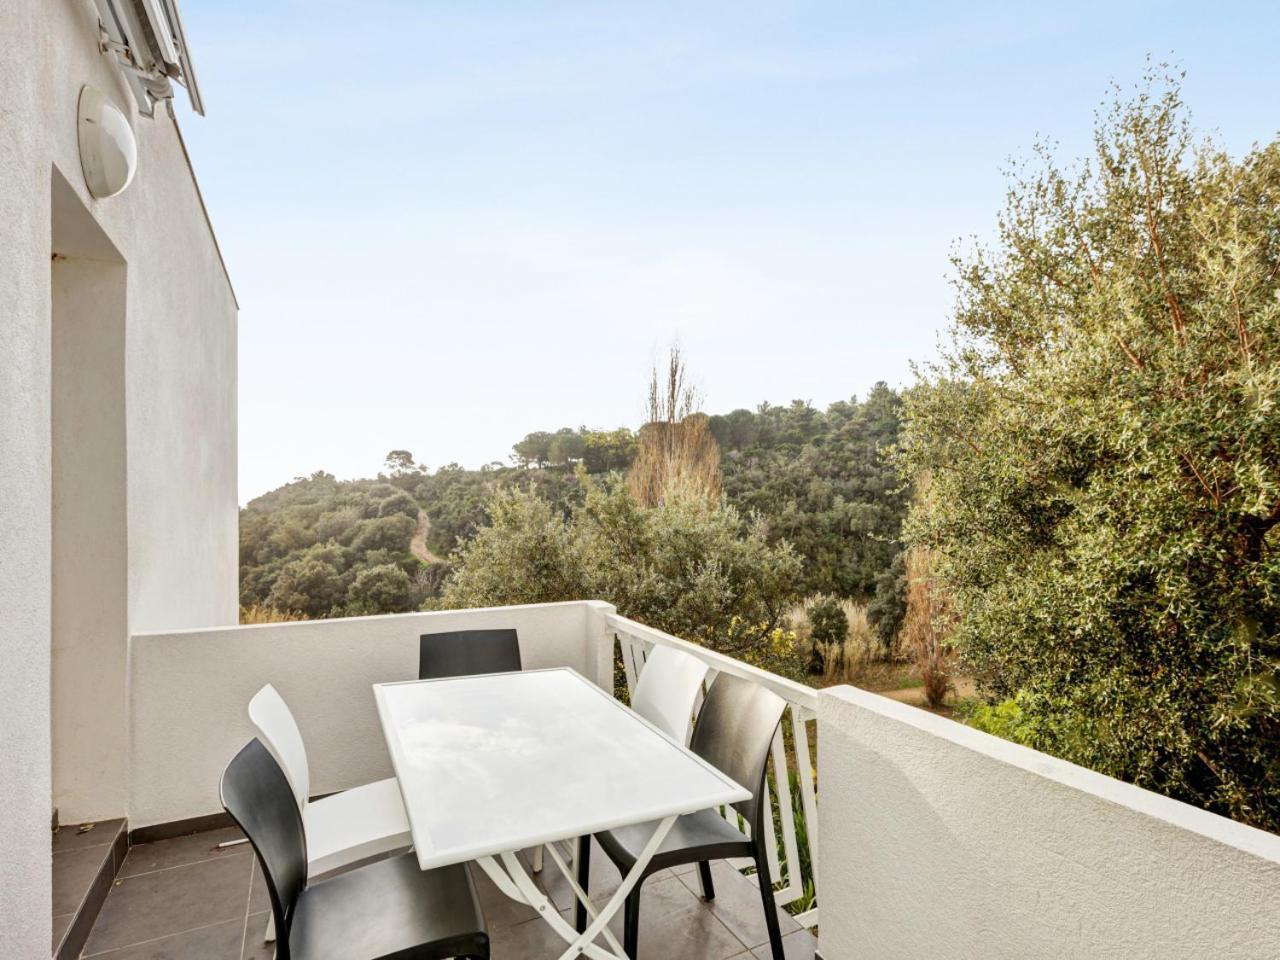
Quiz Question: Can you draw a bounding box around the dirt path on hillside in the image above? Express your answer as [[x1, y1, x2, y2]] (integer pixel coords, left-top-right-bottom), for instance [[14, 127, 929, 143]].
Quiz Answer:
[[410, 510, 445, 565]]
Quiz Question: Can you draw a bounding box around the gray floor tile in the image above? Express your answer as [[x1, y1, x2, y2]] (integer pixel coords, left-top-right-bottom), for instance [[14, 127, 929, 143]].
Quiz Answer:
[[679, 861, 801, 950], [248, 859, 270, 915], [120, 827, 249, 877], [75, 825, 788, 960], [83, 917, 245, 959], [53, 819, 126, 854], [605, 873, 749, 960], [529, 839, 623, 911], [752, 928, 818, 959], [52, 913, 72, 950], [490, 908, 583, 957], [53, 845, 111, 917], [468, 861, 541, 930], [84, 855, 253, 955], [241, 913, 272, 960]]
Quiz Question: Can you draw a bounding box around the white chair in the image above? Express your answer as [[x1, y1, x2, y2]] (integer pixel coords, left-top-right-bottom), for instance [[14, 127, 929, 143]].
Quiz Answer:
[[564, 644, 713, 926], [248, 685, 412, 939], [535, 645, 712, 878], [630, 644, 710, 745]]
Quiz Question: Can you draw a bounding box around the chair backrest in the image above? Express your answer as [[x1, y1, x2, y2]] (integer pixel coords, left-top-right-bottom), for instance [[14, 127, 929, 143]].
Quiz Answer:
[[247, 684, 310, 811], [690, 672, 786, 832], [220, 739, 307, 959], [631, 645, 710, 745], [418, 628, 522, 680]]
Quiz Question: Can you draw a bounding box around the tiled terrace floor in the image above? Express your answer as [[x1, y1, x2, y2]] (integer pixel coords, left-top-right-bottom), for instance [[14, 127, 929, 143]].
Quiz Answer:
[[77, 827, 817, 959]]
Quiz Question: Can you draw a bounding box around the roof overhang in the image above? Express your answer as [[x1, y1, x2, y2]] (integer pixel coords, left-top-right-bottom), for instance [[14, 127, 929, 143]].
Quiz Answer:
[[91, 0, 204, 116]]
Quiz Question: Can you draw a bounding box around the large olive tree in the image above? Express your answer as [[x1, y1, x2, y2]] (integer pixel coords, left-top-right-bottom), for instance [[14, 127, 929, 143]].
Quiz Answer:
[[899, 72, 1280, 829]]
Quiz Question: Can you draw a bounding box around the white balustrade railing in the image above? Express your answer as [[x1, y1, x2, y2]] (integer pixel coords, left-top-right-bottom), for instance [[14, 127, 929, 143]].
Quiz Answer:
[[606, 613, 820, 927]]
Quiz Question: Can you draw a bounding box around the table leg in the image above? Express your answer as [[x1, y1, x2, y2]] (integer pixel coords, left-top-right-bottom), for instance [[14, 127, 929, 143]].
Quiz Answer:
[[551, 814, 676, 960], [474, 814, 677, 960]]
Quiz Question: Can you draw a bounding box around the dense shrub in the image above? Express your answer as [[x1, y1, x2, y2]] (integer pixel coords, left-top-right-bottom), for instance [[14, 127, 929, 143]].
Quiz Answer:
[[240, 472, 421, 614], [347, 563, 415, 615], [806, 595, 848, 675], [349, 514, 415, 554], [442, 475, 802, 662], [376, 491, 420, 520], [715, 385, 907, 598], [267, 557, 345, 618], [866, 549, 907, 651]]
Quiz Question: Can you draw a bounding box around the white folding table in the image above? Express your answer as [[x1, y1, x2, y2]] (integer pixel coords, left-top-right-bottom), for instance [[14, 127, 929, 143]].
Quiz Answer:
[[373, 667, 749, 960]]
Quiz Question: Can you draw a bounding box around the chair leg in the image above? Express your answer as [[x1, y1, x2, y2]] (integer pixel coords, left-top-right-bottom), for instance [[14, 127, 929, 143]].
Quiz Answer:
[[696, 860, 715, 901], [574, 835, 591, 933], [753, 846, 785, 960], [623, 887, 642, 960]]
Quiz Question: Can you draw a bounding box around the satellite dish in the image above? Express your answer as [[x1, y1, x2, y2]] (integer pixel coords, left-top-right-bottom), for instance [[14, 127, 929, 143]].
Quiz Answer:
[[78, 85, 137, 199]]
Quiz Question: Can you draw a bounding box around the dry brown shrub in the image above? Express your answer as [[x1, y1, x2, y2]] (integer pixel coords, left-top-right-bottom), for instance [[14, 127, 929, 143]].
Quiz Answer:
[[902, 545, 954, 707], [823, 601, 881, 683], [628, 346, 721, 507], [239, 604, 308, 624]]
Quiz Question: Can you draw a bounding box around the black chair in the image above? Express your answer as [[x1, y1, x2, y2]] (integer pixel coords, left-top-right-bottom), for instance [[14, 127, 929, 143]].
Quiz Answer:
[[220, 738, 489, 960], [575, 672, 788, 960], [418, 628, 521, 680]]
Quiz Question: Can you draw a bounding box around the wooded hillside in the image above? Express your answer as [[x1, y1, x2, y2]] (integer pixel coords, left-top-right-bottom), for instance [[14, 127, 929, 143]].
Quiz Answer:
[[239, 385, 908, 620]]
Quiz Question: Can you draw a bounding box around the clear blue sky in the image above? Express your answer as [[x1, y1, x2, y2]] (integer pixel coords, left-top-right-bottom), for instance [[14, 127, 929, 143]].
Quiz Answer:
[[174, 2, 1280, 501]]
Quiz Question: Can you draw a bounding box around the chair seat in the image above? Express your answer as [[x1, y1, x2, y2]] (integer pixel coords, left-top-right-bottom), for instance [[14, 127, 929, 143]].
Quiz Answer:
[[596, 807, 753, 879], [304, 777, 412, 877], [290, 853, 487, 960]]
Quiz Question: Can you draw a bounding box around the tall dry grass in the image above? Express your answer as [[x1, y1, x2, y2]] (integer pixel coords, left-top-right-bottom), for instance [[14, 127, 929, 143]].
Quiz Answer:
[[628, 346, 721, 507], [239, 604, 308, 625], [791, 596, 883, 684]]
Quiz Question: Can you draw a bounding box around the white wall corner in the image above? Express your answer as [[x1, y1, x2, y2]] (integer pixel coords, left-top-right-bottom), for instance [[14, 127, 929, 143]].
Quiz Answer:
[[582, 600, 618, 690]]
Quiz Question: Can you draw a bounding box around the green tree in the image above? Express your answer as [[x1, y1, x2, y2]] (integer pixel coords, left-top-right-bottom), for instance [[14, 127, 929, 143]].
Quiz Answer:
[[439, 485, 585, 606], [442, 475, 802, 662], [347, 563, 415, 615], [719, 384, 907, 597], [512, 431, 555, 467], [806, 595, 849, 675], [239, 472, 425, 614], [897, 72, 1280, 829], [866, 549, 907, 650], [384, 450, 425, 477], [582, 427, 637, 473], [349, 514, 416, 554], [267, 557, 345, 618], [376, 490, 419, 520], [547, 427, 586, 466]]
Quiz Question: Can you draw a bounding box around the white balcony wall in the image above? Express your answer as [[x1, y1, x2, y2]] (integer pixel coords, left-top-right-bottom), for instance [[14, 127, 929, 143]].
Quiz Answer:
[[1, 0, 238, 953], [817, 686, 1280, 960], [128, 601, 616, 827]]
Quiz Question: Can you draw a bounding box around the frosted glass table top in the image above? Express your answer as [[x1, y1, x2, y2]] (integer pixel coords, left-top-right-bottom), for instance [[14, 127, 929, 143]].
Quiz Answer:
[[374, 668, 749, 870]]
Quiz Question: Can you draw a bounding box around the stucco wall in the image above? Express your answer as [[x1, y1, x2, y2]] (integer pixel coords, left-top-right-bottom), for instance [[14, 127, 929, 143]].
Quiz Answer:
[[0, 1, 55, 953], [0, 1, 238, 953], [41, 0, 239, 633], [129, 601, 617, 827], [816, 686, 1280, 959], [52, 248, 130, 821]]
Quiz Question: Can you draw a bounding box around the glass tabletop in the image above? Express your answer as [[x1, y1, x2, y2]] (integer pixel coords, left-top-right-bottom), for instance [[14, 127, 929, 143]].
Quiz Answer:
[[374, 667, 750, 869]]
